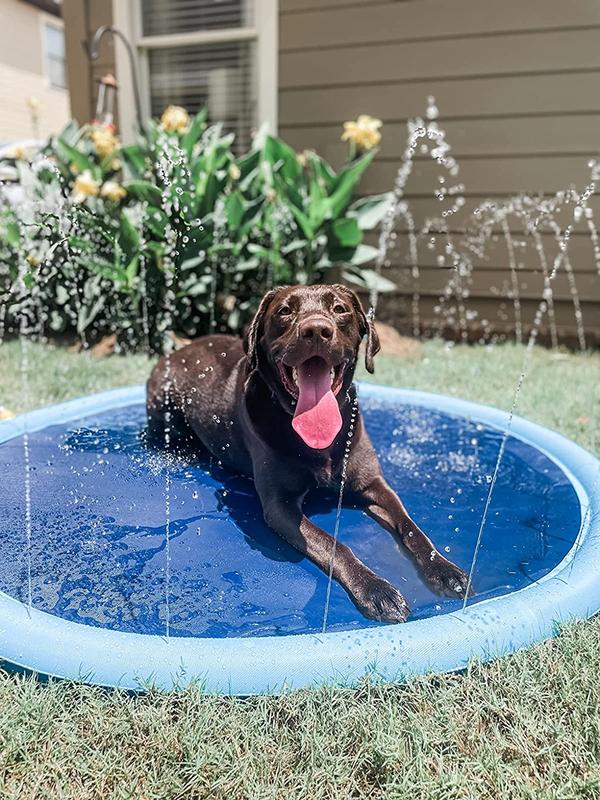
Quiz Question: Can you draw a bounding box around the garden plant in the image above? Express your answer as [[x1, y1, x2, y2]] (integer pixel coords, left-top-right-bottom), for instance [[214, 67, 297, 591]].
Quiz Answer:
[[0, 107, 392, 352]]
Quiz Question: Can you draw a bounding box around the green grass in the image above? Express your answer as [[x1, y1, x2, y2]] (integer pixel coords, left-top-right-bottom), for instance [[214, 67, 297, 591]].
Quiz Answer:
[[0, 339, 599, 800]]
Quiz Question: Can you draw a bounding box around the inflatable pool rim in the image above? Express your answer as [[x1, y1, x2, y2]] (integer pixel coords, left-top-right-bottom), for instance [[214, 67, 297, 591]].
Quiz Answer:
[[0, 382, 598, 694]]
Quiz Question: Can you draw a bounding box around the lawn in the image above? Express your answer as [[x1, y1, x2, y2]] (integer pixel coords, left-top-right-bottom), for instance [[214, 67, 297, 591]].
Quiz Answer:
[[0, 338, 598, 800]]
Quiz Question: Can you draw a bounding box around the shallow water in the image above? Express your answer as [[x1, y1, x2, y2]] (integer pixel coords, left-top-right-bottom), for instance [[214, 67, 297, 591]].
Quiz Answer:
[[0, 392, 581, 638]]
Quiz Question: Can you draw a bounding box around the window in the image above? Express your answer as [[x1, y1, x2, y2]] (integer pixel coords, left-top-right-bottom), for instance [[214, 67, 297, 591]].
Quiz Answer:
[[113, 0, 277, 147], [44, 22, 67, 90], [147, 40, 255, 150], [141, 0, 246, 36]]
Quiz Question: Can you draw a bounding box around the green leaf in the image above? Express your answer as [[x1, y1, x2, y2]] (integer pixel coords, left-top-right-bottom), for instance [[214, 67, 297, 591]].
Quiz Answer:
[[308, 175, 328, 228], [226, 191, 245, 229], [197, 172, 227, 216], [181, 107, 208, 154], [118, 211, 140, 263], [178, 274, 213, 296], [120, 144, 146, 177], [55, 138, 96, 177], [332, 217, 362, 247], [281, 239, 308, 255], [247, 243, 281, 265], [236, 149, 261, 181], [180, 254, 206, 271], [145, 208, 168, 238], [126, 254, 139, 288], [349, 192, 392, 230], [57, 119, 81, 146], [307, 151, 336, 190], [227, 307, 241, 330], [288, 205, 314, 240], [69, 235, 94, 253], [349, 243, 379, 265], [123, 180, 162, 205], [81, 256, 126, 284], [251, 121, 270, 151], [328, 150, 376, 218], [235, 257, 260, 271], [342, 267, 396, 292], [77, 293, 105, 333], [238, 196, 264, 233], [3, 221, 20, 247], [263, 135, 301, 183], [272, 172, 305, 213]]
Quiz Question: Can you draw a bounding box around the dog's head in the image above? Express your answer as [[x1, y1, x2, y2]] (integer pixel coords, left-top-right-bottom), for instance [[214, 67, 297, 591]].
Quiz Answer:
[[244, 284, 380, 449]]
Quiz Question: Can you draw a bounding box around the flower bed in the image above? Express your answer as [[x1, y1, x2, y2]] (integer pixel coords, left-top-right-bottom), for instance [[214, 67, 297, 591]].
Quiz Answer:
[[0, 107, 391, 352]]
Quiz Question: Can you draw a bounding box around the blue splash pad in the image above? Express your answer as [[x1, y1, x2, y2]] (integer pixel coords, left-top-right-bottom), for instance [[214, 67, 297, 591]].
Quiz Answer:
[[0, 392, 581, 639], [0, 384, 597, 693]]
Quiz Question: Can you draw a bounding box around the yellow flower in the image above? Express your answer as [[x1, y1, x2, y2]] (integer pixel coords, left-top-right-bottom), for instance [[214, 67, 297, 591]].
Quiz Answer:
[[222, 294, 236, 312], [72, 170, 100, 203], [6, 145, 26, 160], [26, 96, 40, 112], [26, 254, 39, 267], [0, 407, 15, 421], [90, 125, 120, 158], [341, 114, 382, 151], [160, 105, 190, 134], [228, 163, 241, 181], [100, 180, 127, 202], [297, 149, 316, 169], [69, 162, 80, 175]]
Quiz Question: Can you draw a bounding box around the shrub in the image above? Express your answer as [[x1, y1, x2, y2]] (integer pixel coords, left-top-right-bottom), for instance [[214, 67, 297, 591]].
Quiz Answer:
[[0, 108, 392, 352]]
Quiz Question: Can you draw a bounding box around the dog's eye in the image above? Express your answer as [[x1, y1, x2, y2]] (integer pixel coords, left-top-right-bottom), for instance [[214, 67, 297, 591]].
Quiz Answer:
[[333, 303, 348, 314], [277, 305, 292, 317]]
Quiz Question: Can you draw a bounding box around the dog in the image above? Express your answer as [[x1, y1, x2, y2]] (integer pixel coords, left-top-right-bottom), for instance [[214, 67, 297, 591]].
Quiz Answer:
[[147, 284, 470, 622]]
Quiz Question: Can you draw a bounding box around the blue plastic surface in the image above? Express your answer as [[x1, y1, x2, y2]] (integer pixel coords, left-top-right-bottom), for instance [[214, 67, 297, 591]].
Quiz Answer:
[[0, 384, 598, 693]]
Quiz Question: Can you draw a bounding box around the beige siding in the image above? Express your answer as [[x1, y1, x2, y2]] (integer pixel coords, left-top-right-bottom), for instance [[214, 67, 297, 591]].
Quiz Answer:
[[0, 61, 69, 141], [0, 0, 69, 141], [0, 0, 46, 75], [279, 0, 600, 343]]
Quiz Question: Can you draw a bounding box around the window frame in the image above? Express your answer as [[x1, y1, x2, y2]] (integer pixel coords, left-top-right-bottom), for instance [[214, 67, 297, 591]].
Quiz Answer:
[[112, 0, 278, 144], [40, 14, 67, 91]]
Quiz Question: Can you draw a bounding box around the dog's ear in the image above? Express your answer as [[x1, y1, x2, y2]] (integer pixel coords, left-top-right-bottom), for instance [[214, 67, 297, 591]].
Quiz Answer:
[[243, 288, 282, 371], [333, 284, 380, 373]]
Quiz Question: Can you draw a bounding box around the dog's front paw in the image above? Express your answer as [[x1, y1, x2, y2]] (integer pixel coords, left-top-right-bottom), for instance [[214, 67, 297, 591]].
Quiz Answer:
[[352, 572, 410, 623], [423, 554, 472, 598]]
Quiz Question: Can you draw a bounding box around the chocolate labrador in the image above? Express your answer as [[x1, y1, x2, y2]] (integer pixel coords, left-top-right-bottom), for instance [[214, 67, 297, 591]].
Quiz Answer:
[[147, 284, 470, 622]]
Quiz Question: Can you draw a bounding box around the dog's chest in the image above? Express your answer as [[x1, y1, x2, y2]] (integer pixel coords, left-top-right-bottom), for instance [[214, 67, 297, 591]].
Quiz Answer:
[[314, 457, 338, 488]]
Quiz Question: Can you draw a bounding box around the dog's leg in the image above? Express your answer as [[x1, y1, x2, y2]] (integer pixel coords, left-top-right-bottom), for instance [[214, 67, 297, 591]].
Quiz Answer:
[[147, 401, 198, 454], [256, 482, 409, 623], [356, 476, 471, 599]]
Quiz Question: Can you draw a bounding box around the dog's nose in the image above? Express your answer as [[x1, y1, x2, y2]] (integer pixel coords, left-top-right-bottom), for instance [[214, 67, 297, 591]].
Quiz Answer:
[[299, 317, 334, 341]]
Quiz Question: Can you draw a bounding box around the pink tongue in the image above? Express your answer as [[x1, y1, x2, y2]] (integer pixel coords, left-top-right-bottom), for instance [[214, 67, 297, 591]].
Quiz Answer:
[[292, 357, 342, 449]]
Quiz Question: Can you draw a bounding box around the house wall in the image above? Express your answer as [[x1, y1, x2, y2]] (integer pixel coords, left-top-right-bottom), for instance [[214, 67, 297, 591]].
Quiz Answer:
[[278, 0, 600, 342], [62, 0, 600, 342], [0, 0, 69, 141], [0, 0, 46, 73]]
